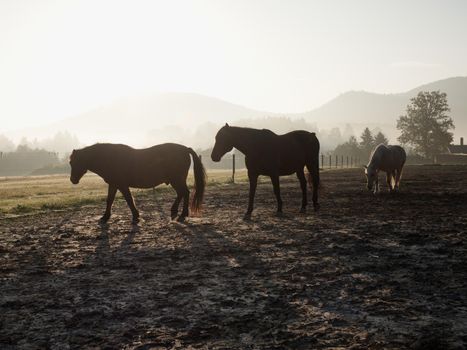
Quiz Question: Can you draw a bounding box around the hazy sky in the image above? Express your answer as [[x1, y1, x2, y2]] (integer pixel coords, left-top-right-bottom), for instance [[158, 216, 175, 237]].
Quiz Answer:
[[1, 0, 466, 130]]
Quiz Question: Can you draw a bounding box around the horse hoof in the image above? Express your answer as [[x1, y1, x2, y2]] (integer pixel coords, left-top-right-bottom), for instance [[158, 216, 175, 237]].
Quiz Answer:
[[275, 211, 284, 217], [313, 204, 320, 212], [98, 216, 109, 224], [243, 214, 252, 221], [299, 207, 306, 214], [177, 216, 186, 223], [170, 213, 177, 220], [132, 217, 140, 224]]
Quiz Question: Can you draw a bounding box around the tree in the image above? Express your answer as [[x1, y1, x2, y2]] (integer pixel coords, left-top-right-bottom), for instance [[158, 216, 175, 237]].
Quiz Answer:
[[359, 127, 374, 155], [334, 136, 360, 157], [0, 134, 15, 152], [373, 131, 389, 146], [397, 91, 454, 161]]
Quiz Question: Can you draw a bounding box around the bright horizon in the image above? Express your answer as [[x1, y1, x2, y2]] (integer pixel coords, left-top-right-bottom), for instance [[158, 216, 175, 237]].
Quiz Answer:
[[1, 0, 467, 131]]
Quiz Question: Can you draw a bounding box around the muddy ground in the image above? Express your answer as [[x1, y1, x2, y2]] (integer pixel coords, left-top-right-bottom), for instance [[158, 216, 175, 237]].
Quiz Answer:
[[1, 165, 467, 349]]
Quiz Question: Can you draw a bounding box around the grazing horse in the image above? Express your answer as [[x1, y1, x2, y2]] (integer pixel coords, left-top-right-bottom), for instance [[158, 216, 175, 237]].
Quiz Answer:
[[69, 143, 206, 223], [211, 124, 320, 219], [364, 144, 406, 193]]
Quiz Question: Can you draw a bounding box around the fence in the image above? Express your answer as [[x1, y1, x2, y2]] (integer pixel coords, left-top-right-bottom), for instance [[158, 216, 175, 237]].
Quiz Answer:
[[0, 150, 362, 179], [198, 153, 363, 183], [320, 154, 362, 169]]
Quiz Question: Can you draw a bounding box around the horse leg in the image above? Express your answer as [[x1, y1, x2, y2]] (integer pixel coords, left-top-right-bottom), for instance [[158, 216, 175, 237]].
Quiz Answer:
[[386, 172, 393, 192], [395, 167, 403, 190], [245, 172, 258, 220], [374, 175, 379, 194], [306, 160, 320, 211], [296, 169, 307, 213], [169, 181, 184, 220], [100, 184, 117, 223], [270, 174, 283, 215], [178, 182, 190, 222], [119, 187, 140, 224]]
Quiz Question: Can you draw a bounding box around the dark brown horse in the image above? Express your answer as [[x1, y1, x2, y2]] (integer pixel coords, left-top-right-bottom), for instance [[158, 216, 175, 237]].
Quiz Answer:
[[211, 124, 320, 218], [70, 143, 206, 223]]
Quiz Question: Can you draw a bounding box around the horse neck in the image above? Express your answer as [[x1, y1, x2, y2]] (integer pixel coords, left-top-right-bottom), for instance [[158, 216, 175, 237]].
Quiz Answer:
[[80, 146, 101, 172], [229, 127, 263, 155], [368, 147, 383, 169]]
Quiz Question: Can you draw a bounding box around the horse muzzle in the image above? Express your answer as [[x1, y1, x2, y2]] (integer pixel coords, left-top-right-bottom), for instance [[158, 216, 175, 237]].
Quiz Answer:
[[211, 154, 221, 162], [70, 177, 79, 184]]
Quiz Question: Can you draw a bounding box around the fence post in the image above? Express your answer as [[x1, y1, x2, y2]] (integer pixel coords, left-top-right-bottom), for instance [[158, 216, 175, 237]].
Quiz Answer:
[[232, 154, 236, 183], [329, 155, 331, 169], [346, 156, 349, 168], [321, 154, 324, 170], [341, 155, 343, 168], [335, 155, 338, 168]]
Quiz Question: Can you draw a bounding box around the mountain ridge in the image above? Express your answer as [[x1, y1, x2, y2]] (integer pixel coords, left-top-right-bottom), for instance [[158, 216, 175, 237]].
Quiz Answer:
[[6, 76, 466, 147]]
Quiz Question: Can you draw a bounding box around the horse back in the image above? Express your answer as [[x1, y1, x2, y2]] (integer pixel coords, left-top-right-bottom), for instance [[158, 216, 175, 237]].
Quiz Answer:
[[373, 144, 406, 171], [275, 131, 319, 173], [281, 131, 319, 155], [88, 143, 191, 188]]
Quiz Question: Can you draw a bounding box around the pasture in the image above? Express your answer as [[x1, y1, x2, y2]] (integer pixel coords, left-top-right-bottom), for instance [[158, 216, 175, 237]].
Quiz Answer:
[[1, 165, 466, 349]]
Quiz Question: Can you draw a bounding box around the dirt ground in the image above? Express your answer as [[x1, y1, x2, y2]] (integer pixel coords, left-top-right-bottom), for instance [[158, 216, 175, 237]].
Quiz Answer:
[[1, 165, 467, 349]]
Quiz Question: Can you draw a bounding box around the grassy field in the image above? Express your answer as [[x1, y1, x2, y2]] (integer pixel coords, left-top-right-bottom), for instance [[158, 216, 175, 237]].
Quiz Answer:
[[0, 170, 252, 216], [0, 166, 367, 216]]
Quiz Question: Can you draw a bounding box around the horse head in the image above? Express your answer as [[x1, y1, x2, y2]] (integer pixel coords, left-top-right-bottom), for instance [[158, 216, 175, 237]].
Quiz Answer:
[[364, 165, 377, 191], [211, 123, 234, 162], [69, 149, 88, 184]]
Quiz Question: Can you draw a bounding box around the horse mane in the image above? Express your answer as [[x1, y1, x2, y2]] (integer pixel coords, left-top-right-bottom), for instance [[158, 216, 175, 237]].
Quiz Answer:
[[228, 126, 276, 135], [368, 144, 387, 168], [73, 143, 122, 165]]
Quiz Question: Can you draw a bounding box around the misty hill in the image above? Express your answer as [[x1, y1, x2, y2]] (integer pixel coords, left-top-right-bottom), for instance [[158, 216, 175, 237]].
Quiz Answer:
[[10, 76, 467, 149], [304, 76, 467, 141], [24, 93, 272, 146]]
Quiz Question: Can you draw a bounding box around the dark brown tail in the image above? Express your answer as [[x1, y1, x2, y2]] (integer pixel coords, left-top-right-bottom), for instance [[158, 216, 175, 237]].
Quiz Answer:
[[188, 148, 206, 214], [305, 133, 321, 210]]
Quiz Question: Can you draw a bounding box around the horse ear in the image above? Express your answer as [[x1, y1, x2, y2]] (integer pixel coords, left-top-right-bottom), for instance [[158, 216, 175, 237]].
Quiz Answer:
[[225, 123, 229, 127], [363, 165, 367, 169]]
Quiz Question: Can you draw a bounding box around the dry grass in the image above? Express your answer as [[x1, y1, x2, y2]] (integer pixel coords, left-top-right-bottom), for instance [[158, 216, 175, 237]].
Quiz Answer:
[[0, 167, 350, 216], [0, 170, 249, 215]]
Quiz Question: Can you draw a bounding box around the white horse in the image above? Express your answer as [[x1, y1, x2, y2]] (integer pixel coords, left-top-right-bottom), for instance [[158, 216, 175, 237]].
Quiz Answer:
[[364, 144, 406, 193]]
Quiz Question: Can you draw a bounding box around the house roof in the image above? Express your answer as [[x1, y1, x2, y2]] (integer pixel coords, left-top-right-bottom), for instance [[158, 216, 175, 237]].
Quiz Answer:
[[448, 144, 467, 154]]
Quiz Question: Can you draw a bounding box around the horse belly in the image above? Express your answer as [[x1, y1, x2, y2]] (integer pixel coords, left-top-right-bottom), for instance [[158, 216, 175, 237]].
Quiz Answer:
[[279, 159, 302, 176], [130, 180, 166, 189], [128, 167, 167, 188], [279, 166, 297, 176]]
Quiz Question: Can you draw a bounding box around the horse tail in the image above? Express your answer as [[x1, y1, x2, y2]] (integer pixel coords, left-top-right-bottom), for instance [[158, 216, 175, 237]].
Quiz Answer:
[[305, 132, 321, 210], [188, 148, 206, 214]]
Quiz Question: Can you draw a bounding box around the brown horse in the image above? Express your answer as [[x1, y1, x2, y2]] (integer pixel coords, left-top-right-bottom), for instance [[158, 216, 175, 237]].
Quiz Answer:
[[211, 124, 320, 219], [70, 143, 206, 223], [364, 144, 406, 193]]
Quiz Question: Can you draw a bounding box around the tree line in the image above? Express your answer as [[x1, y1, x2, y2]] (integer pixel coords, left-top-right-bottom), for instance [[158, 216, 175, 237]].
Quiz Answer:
[[0, 91, 456, 175], [0, 145, 62, 176], [333, 90, 455, 163], [332, 128, 388, 160]]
